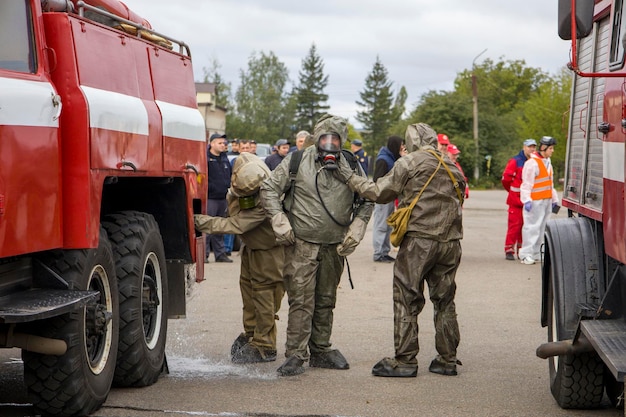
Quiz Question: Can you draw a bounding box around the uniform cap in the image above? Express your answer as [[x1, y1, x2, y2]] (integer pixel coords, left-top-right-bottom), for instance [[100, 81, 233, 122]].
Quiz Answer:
[[210, 133, 227, 141], [352, 139, 363, 146], [437, 133, 450, 145], [523, 138, 537, 147], [447, 144, 460, 155]]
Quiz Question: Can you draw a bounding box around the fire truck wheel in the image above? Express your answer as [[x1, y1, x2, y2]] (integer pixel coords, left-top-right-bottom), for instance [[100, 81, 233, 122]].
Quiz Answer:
[[547, 285, 604, 408], [544, 218, 604, 409], [23, 228, 119, 416], [103, 211, 168, 387]]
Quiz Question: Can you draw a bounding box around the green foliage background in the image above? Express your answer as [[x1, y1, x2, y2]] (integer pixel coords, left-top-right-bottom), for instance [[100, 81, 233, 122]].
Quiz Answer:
[[203, 51, 572, 188]]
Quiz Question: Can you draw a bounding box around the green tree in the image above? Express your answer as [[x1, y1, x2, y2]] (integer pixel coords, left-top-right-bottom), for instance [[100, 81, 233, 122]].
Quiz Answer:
[[514, 68, 571, 183], [227, 51, 292, 142], [396, 58, 568, 188], [202, 57, 232, 110], [390, 86, 408, 123], [356, 56, 402, 152], [293, 43, 330, 132]]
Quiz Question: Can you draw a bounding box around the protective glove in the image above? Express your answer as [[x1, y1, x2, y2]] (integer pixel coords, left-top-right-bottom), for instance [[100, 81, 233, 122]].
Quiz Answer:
[[337, 218, 368, 257], [524, 201, 532, 212], [333, 154, 354, 184], [271, 212, 295, 245], [194, 214, 215, 233], [552, 203, 561, 214]]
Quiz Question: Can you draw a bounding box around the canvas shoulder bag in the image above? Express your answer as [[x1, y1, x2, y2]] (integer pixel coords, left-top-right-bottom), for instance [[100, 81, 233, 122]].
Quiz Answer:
[[386, 150, 463, 247]]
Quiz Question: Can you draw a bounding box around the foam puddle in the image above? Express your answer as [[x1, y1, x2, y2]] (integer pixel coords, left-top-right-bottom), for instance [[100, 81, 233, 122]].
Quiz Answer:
[[165, 356, 277, 380]]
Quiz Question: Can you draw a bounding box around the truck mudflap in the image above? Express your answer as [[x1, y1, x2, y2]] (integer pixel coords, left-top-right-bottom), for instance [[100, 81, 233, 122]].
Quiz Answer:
[[581, 319, 626, 382], [0, 288, 99, 323]]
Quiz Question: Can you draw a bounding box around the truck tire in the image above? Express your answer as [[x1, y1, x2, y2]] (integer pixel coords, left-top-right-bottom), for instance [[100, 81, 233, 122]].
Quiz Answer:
[[23, 228, 119, 416], [103, 211, 168, 387], [544, 217, 604, 409]]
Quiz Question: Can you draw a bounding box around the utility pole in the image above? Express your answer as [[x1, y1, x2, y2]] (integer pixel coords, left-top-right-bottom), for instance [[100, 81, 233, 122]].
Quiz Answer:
[[471, 49, 487, 181]]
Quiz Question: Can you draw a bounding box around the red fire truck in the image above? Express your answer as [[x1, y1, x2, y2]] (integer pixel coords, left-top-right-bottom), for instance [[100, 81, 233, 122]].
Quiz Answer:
[[0, 0, 206, 415], [536, 0, 626, 411]]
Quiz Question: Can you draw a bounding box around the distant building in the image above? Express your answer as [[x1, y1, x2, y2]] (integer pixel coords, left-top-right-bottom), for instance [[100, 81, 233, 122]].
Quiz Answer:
[[195, 82, 227, 139]]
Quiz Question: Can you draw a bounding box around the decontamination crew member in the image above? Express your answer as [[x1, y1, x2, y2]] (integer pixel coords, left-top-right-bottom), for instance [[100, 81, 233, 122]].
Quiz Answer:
[[260, 114, 373, 377], [519, 136, 560, 265], [195, 153, 284, 362], [501, 138, 537, 260], [334, 123, 466, 377]]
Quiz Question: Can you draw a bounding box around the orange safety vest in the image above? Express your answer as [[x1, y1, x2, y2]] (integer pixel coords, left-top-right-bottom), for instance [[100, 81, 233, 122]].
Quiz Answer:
[[530, 153, 553, 200]]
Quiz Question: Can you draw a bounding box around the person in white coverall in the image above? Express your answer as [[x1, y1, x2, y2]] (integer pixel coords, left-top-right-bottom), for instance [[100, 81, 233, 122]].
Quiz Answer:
[[519, 136, 560, 265]]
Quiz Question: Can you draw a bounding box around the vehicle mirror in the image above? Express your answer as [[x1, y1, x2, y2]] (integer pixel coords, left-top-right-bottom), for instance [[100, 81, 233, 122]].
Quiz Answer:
[[558, 0, 594, 40]]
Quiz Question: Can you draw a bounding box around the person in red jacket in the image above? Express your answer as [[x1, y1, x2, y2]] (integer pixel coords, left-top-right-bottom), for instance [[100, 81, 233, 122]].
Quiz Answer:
[[447, 144, 469, 200], [501, 138, 537, 260]]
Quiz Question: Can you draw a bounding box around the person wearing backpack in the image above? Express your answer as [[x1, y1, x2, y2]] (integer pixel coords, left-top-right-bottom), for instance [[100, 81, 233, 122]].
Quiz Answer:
[[334, 123, 466, 378], [260, 114, 373, 377]]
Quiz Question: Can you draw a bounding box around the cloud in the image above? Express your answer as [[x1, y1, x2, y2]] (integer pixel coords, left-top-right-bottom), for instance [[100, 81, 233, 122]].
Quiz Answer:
[[122, 0, 571, 126]]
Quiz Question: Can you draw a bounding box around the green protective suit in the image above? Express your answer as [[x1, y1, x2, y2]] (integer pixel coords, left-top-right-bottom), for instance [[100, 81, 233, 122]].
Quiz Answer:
[[344, 123, 466, 367], [195, 153, 284, 351], [260, 114, 373, 361]]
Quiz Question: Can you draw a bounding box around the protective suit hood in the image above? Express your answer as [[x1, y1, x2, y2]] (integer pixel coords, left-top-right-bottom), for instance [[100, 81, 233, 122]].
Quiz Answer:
[[231, 153, 271, 197], [313, 114, 349, 146], [404, 123, 437, 153]]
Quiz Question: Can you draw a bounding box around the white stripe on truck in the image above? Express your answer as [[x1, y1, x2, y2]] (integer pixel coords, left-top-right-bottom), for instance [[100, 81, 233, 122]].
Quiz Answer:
[[0, 77, 59, 127], [156, 100, 205, 142]]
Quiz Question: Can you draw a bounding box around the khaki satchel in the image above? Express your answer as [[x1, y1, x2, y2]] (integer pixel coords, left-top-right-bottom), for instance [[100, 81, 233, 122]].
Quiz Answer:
[[387, 150, 463, 247]]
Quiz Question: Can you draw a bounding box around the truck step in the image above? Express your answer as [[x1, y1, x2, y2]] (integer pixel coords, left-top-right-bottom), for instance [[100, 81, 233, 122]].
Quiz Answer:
[[580, 319, 626, 382], [0, 289, 99, 323]]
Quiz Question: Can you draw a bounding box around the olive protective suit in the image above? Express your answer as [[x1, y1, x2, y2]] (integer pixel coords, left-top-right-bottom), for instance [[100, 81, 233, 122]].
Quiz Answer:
[[335, 123, 465, 376], [260, 114, 373, 373], [195, 153, 284, 358]]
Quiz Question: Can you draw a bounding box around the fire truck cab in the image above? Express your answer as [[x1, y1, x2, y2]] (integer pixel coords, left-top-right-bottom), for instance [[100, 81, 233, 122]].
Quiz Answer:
[[0, 1, 206, 415], [536, 0, 626, 411]]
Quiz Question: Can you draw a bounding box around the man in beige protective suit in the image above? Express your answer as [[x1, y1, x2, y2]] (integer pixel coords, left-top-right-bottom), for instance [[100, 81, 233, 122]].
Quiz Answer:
[[260, 114, 373, 376], [195, 153, 284, 363], [334, 123, 466, 377]]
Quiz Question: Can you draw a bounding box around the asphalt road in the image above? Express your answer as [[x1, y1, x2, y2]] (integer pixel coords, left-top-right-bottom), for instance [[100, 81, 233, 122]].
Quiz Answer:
[[0, 190, 622, 417]]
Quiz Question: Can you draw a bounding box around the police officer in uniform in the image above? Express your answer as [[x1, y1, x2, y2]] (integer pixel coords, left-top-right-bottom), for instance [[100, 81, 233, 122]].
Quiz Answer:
[[350, 139, 369, 175]]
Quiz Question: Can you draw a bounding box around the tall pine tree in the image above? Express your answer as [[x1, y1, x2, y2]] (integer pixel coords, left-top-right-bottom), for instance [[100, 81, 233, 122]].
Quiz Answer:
[[356, 56, 399, 150], [293, 44, 330, 132]]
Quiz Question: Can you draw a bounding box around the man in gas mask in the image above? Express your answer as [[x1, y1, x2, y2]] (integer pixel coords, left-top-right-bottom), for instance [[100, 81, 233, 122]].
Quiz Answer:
[[195, 153, 285, 363], [260, 114, 373, 376]]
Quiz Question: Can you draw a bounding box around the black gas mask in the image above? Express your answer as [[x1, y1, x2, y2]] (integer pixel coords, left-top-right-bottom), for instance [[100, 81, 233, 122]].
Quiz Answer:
[[317, 133, 341, 170]]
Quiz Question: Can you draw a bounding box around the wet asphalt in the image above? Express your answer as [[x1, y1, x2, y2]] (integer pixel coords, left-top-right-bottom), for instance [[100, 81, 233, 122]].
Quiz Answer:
[[0, 190, 622, 417]]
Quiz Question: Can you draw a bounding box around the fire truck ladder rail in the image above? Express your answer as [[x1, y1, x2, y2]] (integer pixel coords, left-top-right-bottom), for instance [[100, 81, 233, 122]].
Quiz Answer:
[[75, 1, 191, 56]]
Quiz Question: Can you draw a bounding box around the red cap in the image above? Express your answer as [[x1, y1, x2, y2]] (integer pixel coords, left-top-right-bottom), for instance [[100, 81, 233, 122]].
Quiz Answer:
[[437, 133, 450, 145], [447, 144, 460, 155]]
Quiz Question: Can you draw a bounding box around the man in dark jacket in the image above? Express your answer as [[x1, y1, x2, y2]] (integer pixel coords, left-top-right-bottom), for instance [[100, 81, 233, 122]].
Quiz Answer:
[[265, 139, 291, 171], [206, 133, 233, 263], [372, 136, 404, 262]]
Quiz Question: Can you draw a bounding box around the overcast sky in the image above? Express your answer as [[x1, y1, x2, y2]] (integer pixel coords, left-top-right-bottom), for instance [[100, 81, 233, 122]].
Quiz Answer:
[[126, 0, 570, 127]]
